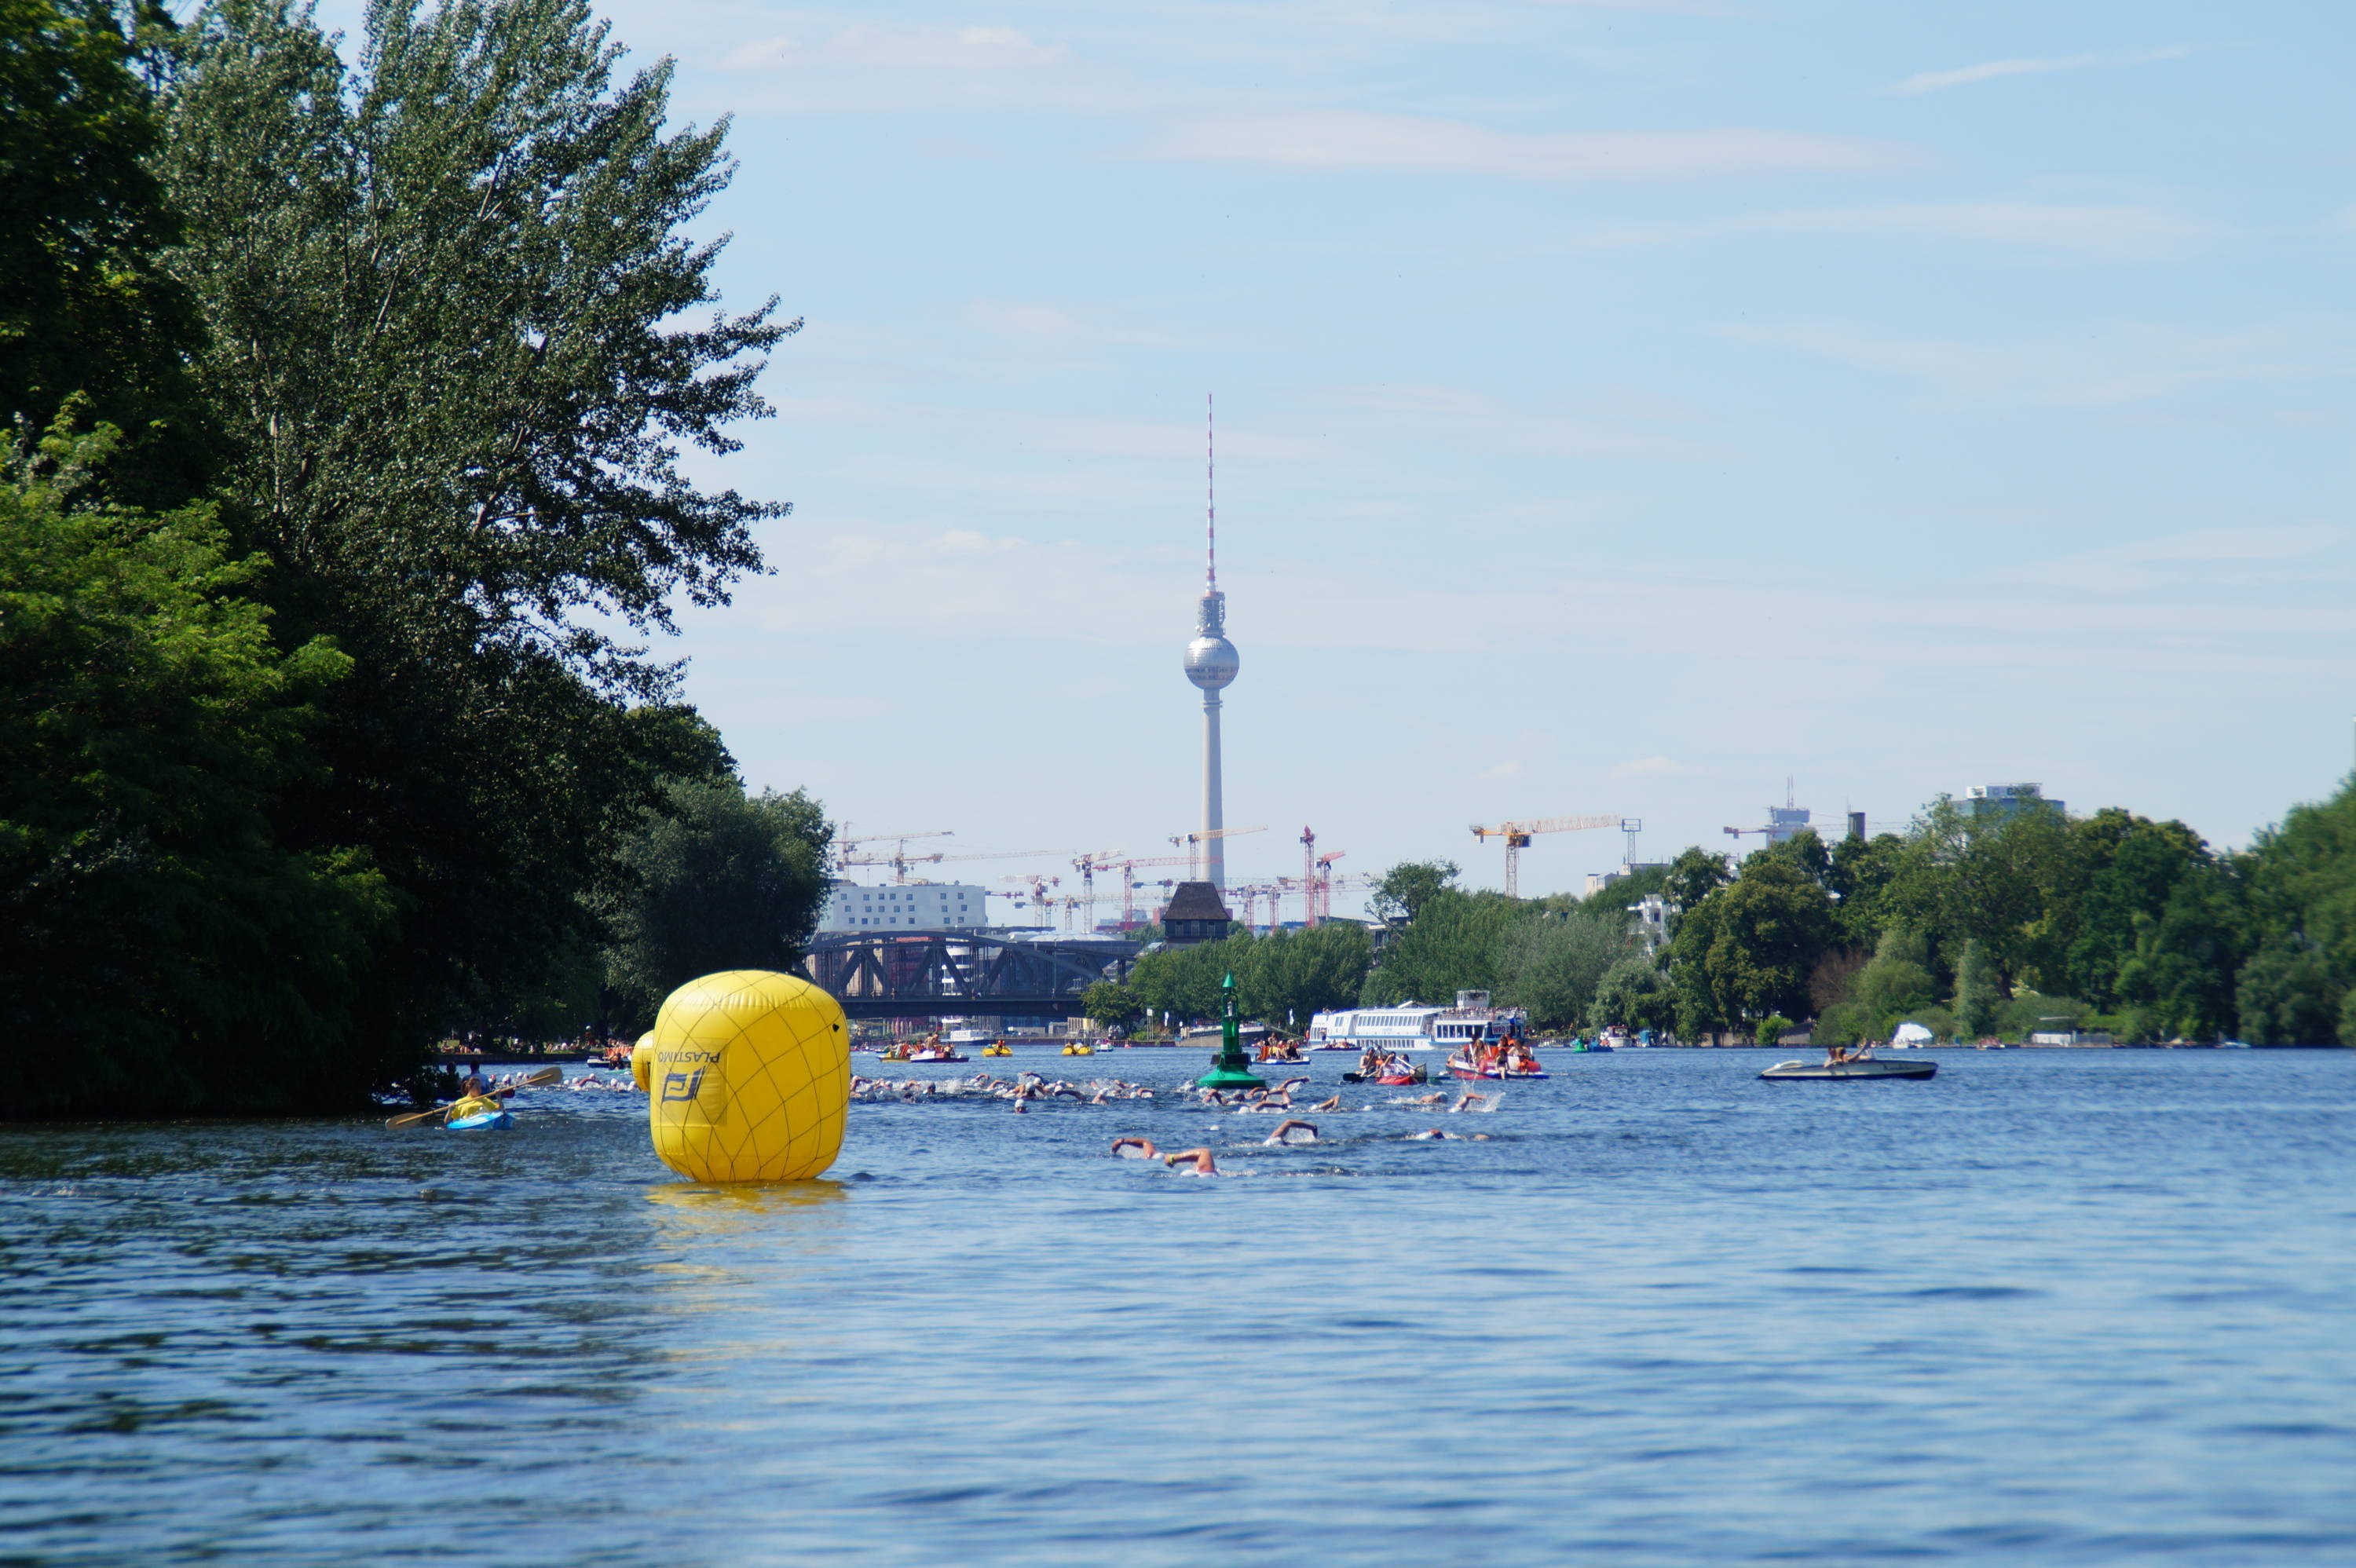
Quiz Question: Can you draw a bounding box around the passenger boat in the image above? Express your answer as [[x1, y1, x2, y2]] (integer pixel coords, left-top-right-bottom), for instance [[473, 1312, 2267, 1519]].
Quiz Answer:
[[1308, 990, 1529, 1054], [1760, 1057, 1937, 1082]]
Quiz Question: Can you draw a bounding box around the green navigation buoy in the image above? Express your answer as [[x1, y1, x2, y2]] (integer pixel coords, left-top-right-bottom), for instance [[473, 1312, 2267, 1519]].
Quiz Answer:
[[1196, 971, 1264, 1090]]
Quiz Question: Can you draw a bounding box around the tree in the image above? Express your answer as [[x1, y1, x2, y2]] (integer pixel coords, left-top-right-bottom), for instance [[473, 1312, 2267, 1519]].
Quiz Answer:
[[0, 427, 391, 1116], [1496, 910, 1626, 1030], [2114, 863, 2244, 1042], [1850, 926, 1937, 1034], [1826, 832, 1904, 948], [1955, 939, 2002, 1040], [1371, 859, 1458, 924], [2233, 940, 2336, 1046], [1669, 855, 1835, 1034], [1662, 846, 1730, 925], [1360, 887, 1520, 1006], [0, 0, 213, 505], [156, 0, 795, 1061], [600, 781, 831, 1029], [1589, 954, 1671, 1034], [1079, 979, 1142, 1030]]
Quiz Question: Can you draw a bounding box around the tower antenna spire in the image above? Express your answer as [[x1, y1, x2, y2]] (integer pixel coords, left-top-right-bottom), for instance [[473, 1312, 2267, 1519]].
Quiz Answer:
[[1206, 392, 1216, 591]]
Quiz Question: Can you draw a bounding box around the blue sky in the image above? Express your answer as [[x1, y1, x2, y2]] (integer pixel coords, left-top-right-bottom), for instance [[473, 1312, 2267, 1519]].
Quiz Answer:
[[417, 1, 2356, 913]]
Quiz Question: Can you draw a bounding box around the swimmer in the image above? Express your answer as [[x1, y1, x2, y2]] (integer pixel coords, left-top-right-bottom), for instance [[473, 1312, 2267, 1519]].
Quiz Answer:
[[1264, 1118, 1319, 1146], [1111, 1137, 1160, 1160], [1450, 1091, 1497, 1113], [1162, 1147, 1219, 1175], [1405, 1091, 1449, 1106], [1306, 1094, 1342, 1112]]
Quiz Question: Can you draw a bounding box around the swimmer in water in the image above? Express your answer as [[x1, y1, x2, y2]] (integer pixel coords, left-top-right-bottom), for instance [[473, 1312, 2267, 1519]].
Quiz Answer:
[[1306, 1094, 1342, 1112], [1264, 1119, 1319, 1146], [1450, 1091, 1496, 1113], [1162, 1147, 1219, 1176], [1111, 1136, 1159, 1160], [1404, 1091, 1449, 1106]]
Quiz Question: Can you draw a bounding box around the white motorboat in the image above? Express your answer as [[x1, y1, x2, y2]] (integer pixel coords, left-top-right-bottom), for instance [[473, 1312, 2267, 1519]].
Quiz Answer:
[[1761, 1057, 1937, 1082]]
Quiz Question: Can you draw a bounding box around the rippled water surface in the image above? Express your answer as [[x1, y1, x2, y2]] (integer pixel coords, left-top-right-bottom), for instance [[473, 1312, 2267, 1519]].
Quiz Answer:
[[3, 1048, 2354, 1566]]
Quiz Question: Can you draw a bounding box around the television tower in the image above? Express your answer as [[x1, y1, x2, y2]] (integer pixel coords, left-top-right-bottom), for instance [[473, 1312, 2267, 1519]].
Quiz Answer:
[[1183, 394, 1239, 891]]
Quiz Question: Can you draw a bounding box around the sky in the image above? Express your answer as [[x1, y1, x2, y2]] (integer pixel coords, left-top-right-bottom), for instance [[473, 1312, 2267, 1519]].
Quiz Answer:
[[375, 1, 2356, 916]]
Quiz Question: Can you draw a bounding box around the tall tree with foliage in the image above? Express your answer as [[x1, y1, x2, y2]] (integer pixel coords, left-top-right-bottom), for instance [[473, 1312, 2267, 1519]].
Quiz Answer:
[[155, 0, 796, 1065], [1669, 853, 1835, 1034], [1360, 887, 1521, 1007], [0, 429, 390, 1115], [0, 0, 213, 504], [1371, 859, 1459, 924], [600, 782, 830, 1029]]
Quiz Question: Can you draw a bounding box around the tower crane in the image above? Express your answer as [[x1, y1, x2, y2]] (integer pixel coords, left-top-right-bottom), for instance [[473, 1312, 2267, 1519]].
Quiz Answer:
[[843, 845, 1076, 885], [1110, 854, 1198, 927], [1165, 824, 1266, 881], [1069, 850, 1129, 935], [1469, 814, 1620, 898], [833, 828, 950, 875], [997, 873, 1062, 922]]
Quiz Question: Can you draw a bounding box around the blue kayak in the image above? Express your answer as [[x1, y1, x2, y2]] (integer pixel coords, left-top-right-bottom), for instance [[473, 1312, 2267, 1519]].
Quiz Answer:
[[444, 1110, 514, 1131]]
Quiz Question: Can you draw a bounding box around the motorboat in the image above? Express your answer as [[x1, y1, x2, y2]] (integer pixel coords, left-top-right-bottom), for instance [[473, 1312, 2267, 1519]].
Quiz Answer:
[[1761, 1057, 1937, 1082]]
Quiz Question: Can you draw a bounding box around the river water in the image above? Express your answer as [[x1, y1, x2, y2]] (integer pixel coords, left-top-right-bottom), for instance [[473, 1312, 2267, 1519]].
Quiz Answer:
[[2, 1047, 2351, 1566]]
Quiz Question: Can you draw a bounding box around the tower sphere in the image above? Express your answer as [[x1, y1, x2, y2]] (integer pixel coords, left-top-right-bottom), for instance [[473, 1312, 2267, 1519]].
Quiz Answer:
[[1185, 634, 1238, 691]]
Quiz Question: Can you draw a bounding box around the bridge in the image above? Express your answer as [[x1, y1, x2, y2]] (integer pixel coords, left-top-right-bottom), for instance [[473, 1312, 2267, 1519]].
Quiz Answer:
[[799, 931, 1143, 1021]]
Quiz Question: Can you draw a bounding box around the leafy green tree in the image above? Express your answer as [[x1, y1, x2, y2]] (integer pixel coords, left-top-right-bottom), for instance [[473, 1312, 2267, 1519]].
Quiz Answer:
[[1496, 910, 1626, 1030], [1588, 955, 1671, 1034], [1080, 979, 1142, 1030], [2115, 863, 2244, 1042], [156, 0, 794, 1056], [1668, 854, 1835, 1034], [0, 427, 390, 1116], [1360, 887, 1520, 1006], [1371, 859, 1459, 924], [2063, 810, 2211, 1007], [0, 0, 213, 504], [1662, 846, 1730, 926], [1826, 832, 1905, 948], [1955, 938, 2002, 1040], [599, 781, 831, 1029], [1887, 797, 2072, 996], [1755, 1011, 1796, 1046], [1850, 926, 1937, 1033]]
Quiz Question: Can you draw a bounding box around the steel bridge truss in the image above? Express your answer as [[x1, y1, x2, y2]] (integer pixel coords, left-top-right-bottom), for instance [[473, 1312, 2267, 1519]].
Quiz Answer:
[[799, 932, 1140, 1020]]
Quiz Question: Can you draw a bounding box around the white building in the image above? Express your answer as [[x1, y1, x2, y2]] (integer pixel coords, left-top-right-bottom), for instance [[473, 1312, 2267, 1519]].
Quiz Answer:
[[1584, 861, 1666, 897], [820, 880, 990, 932]]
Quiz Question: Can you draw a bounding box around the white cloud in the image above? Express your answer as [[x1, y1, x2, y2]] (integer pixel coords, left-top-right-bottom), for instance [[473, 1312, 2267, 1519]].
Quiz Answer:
[[1144, 110, 1918, 181], [1886, 45, 2193, 97]]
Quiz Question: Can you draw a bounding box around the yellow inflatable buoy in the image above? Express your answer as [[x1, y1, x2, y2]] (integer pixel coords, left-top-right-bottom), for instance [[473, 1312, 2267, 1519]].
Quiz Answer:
[[646, 970, 848, 1183], [631, 1031, 655, 1094]]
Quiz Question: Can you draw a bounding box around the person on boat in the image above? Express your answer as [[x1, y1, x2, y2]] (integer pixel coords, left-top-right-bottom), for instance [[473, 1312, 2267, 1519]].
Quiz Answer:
[[1162, 1146, 1219, 1175], [460, 1065, 490, 1098], [1264, 1119, 1319, 1146], [1357, 1046, 1384, 1077]]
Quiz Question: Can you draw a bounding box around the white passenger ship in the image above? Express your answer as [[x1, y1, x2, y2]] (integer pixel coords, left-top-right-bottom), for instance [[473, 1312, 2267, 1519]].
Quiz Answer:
[[1307, 990, 1527, 1053]]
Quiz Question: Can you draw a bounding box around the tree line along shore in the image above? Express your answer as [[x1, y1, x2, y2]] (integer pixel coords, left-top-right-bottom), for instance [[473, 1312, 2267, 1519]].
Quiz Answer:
[[1092, 787, 2356, 1051]]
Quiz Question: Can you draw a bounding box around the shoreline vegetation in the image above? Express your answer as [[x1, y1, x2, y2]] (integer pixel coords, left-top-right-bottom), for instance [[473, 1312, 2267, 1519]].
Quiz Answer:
[[9, 3, 2354, 1121], [3, 0, 829, 1118], [1092, 784, 2356, 1054]]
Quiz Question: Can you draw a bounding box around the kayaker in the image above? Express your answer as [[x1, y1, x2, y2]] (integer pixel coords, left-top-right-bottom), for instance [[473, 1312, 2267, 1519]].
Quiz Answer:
[[460, 1065, 490, 1098]]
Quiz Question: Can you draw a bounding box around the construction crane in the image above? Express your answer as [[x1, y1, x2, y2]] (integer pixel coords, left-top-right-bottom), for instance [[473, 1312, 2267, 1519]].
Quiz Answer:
[[997, 872, 1062, 922], [1109, 855, 1198, 927], [1469, 814, 1620, 898], [1165, 824, 1267, 882], [843, 845, 1076, 885], [1069, 850, 1129, 935], [833, 828, 951, 875]]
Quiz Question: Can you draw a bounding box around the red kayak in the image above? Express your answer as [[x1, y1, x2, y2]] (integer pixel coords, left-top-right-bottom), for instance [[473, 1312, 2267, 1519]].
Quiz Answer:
[[1376, 1073, 1420, 1086], [1449, 1065, 1549, 1080]]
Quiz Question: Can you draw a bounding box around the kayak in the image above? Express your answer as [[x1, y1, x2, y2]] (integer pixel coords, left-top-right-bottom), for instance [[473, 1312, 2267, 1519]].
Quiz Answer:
[[1376, 1073, 1420, 1086], [1450, 1066, 1549, 1080], [1760, 1058, 1937, 1082], [444, 1109, 514, 1129]]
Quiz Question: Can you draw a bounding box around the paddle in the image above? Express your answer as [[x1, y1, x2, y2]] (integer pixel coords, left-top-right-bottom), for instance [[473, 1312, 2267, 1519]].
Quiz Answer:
[[384, 1065, 564, 1128]]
